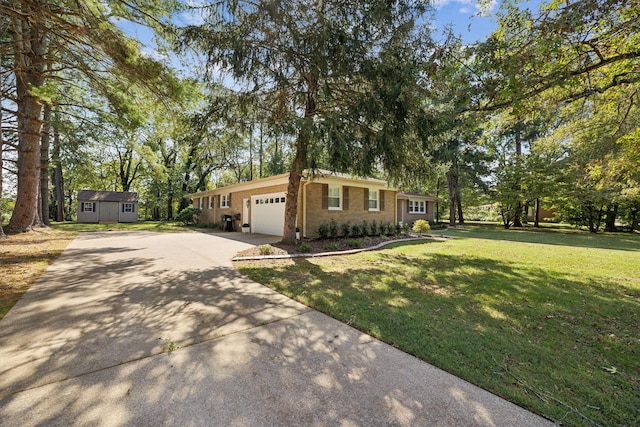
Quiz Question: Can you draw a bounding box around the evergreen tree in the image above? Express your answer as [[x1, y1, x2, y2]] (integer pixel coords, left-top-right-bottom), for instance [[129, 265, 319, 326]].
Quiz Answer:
[[180, 0, 435, 244]]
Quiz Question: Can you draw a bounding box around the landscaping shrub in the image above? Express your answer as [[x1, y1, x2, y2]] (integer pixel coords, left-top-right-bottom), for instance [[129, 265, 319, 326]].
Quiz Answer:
[[324, 242, 340, 251], [318, 223, 330, 240], [370, 220, 378, 236], [175, 207, 201, 226], [361, 220, 369, 236], [395, 223, 402, 235], [386, 223, 395, 235], [413, 219, 431, 235], [296, 243, 313, 253], [350, 223, 362, 238], [345, 239, 361, 248], [259, 245, 274, 255], [329, 219, 339, 239], [341, 222, 351, 237]]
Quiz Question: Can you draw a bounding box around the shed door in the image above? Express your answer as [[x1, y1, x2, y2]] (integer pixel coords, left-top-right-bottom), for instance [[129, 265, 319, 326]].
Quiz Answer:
[[250, 192, 286, 236], [99, 202, 119, 222]]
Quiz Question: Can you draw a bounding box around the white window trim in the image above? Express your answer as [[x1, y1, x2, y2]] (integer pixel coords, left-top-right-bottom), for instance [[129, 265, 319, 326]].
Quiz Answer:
[[328, 185, 342, 211], [368, 188, 379, 211], [198, 198, 204, 210], [220, 194, 230, 208], [409, 199, 426, 214], [83, 202, 94, 212], [123, 203, 134, 213], [208, 197, 213, 209]]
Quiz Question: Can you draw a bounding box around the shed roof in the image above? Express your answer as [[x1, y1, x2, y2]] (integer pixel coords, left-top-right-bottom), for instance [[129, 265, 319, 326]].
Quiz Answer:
[[77, 190, 139, 202]]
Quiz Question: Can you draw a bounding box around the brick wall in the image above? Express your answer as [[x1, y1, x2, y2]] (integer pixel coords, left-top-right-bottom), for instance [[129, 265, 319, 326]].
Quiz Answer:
[[304, 183, 396, 237]]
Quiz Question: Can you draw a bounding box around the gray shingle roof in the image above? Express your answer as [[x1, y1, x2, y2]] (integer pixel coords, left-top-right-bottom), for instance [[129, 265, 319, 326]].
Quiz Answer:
[[77, 190, 138, 202]]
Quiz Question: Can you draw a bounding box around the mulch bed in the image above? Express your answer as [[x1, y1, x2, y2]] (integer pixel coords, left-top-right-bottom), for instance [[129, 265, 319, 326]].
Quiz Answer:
[[235, 234, 420, 258]]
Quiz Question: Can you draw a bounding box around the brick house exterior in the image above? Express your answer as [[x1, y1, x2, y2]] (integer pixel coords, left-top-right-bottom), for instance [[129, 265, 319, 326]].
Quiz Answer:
[[396, 192, 439, 225], [190, 170, 398, 238]]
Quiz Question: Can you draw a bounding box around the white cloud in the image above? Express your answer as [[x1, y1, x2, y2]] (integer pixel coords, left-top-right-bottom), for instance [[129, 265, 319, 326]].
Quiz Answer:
[[433, 0, 499, 16]]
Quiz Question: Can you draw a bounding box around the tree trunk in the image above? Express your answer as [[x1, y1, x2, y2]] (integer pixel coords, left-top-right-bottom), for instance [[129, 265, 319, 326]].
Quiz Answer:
[[179, 147, 196, 212], [39, 103, 52, 225], [435, 177, 441, 223], [454, 170, 464, 225], [605, 203, 618, 232], [52, 122, 65, 222], [167, 193, 174, 220], [118, 146, 139, 192], [282, 80, 315, 245], [512, 124, 523, 228], [446, 169, 456, 227], [7, 4, 48, 232], [259, 123, 264, 178], [66, 189, 73, 221], [0, 53, 5, 238], [534, 198, 540, 228]]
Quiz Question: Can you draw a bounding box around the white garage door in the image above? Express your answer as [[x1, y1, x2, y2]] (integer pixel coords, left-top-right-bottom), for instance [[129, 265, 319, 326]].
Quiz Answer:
[[251, 192, 287, 236]]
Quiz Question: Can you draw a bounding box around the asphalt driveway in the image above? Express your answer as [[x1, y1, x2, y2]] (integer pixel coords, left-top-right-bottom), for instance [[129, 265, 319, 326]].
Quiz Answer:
[[0, 231, 552, 426]]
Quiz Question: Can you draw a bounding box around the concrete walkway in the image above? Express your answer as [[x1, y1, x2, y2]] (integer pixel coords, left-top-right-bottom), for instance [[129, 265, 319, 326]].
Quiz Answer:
[[0, 231, 553, 426]]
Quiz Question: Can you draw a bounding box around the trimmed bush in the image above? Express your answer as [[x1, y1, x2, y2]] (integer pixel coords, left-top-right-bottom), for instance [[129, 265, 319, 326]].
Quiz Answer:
[[341, 222, 351, 237], [329, 219, 339, 239], [345, 239, 362, 248], [413, 219, 431, 235], [370, 220, 378, 236], [175, 207, 201, 226], [259, 245, 274, 255], [297, 243, 313, 253], [361, 220, 369, 236], [324, 242, 340, 251], [318, 223, 330, 240], [350, 223, 362, 238]]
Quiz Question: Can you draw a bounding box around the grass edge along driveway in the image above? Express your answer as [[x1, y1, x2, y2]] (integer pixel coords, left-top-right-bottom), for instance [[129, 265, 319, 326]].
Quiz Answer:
[[236, 227, 640, 427]]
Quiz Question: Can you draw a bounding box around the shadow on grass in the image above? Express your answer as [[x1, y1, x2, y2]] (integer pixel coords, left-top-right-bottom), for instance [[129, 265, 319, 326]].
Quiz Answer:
[[434, 225, 640, 252], [238, 245, 640, 427]]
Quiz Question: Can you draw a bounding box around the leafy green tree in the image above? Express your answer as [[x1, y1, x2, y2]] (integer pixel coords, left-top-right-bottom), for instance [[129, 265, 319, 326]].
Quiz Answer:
[[1, 0, 179, 232], [180, 0, 435, 244]]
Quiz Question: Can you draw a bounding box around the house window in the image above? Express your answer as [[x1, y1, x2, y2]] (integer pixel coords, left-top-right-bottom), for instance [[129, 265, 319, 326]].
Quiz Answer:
[[122, 203, 134, 213], [328, 185, 341, 210], [209, 197, 213, 209], [368, 189, 379, 211], [409, 200, 426, 214], [221, 194, 230, 208], [82, 202, 94, 212], [198, 198, 204, 210]]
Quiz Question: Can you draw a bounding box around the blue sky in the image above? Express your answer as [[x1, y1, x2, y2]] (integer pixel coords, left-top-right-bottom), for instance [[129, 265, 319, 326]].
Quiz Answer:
[[123, 0, 545, 78], [432, 0, 501, 43]]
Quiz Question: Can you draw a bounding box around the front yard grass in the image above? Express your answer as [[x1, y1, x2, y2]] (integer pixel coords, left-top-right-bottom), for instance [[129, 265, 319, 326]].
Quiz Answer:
[[236, 227, 640, 426]]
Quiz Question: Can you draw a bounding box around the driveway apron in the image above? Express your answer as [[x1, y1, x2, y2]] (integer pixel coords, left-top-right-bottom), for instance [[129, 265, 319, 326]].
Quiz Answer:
[[0, 231, 553, 426]]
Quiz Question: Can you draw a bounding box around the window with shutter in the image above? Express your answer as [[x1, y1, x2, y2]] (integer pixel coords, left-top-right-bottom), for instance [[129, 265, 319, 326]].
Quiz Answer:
[[366, 189, 379, 211], [328, 185, 341, 210], [343, 186, 349, 210]]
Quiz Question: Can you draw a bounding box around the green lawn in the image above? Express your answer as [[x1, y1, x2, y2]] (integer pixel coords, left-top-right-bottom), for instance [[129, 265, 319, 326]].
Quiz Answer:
[[51, 220, 190, 233], [237, 227, 640, 426]]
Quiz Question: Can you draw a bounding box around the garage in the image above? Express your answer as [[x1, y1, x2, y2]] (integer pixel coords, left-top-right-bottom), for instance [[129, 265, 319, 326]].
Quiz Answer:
[[250, 192, 287, 236]]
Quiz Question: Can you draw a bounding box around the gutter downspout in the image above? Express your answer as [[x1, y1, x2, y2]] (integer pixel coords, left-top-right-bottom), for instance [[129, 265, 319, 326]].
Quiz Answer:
[[302, 180, 312, 239], [394, 192, 398, 225]]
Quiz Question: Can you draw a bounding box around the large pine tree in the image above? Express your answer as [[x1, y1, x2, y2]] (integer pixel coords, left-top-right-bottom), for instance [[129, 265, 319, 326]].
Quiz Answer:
[[181, 0, 434, 243]]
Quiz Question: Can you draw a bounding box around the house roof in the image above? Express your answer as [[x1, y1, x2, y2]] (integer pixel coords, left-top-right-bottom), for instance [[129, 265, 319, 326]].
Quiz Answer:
[[397, 192, 441, 201], [77, 190, 139, 202]]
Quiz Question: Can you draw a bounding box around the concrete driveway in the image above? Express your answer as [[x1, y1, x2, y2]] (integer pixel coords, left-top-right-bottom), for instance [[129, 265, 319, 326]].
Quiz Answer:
[[0, 231, 552, 426]]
